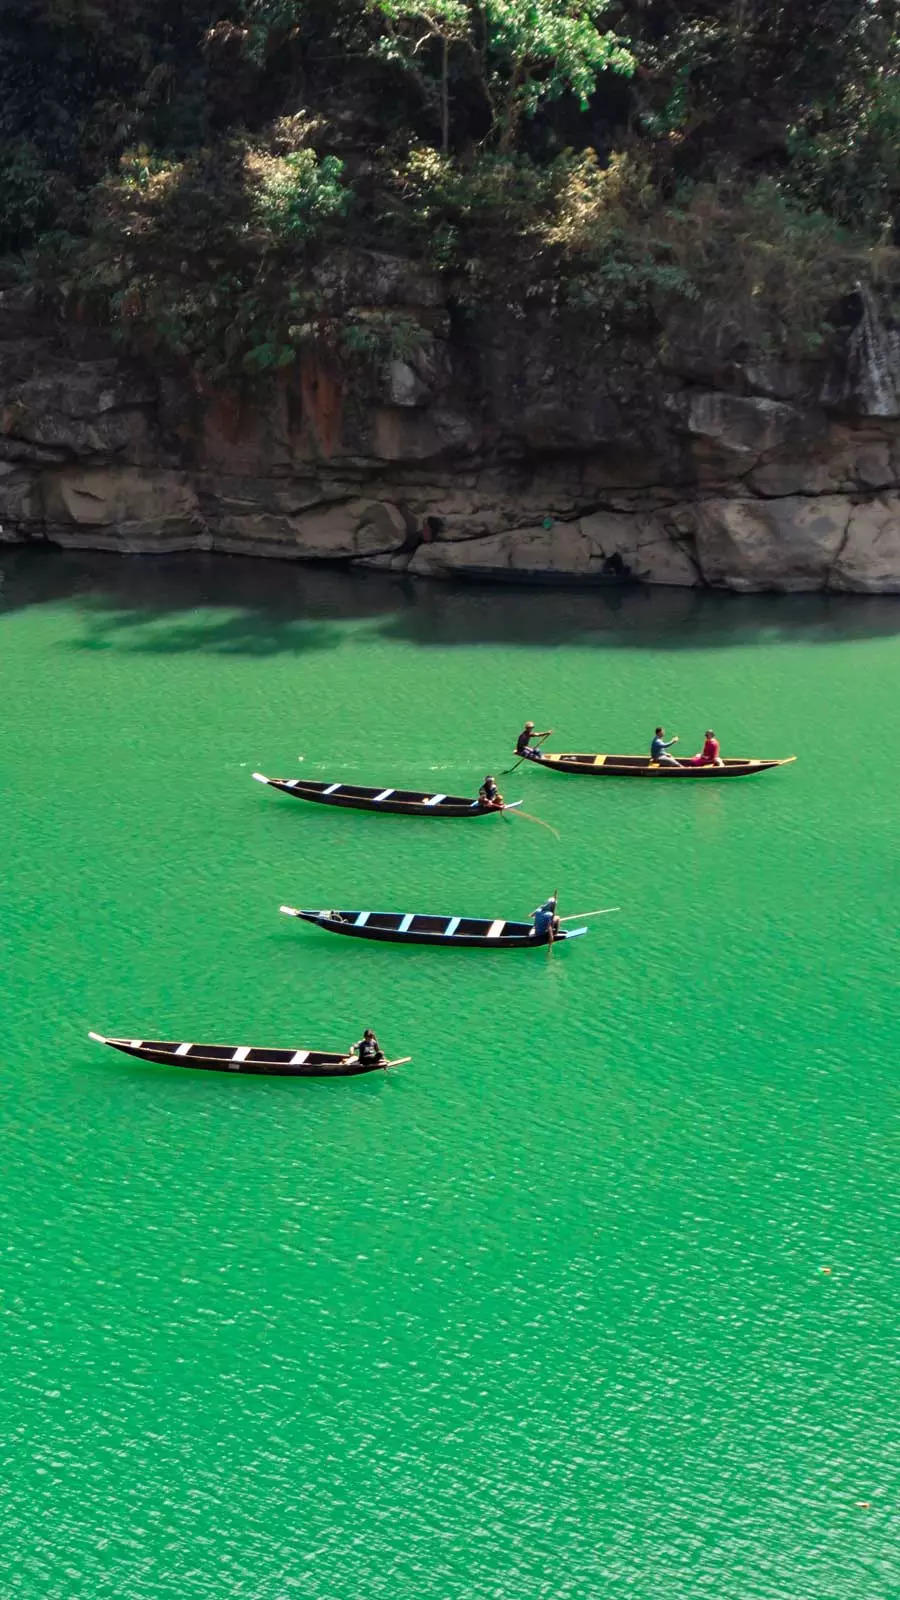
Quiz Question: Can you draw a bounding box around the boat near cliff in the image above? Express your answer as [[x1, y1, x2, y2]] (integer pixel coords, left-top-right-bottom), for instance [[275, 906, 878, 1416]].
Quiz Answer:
[[440, 564, 646, 589]]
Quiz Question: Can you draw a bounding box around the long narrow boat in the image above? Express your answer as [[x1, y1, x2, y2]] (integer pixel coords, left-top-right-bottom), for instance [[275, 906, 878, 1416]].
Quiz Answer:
[[254, 772, 521, 817], [520, 751, 796, 779], [88, 1031, 408, 1077], [279, 905, 587, 948]]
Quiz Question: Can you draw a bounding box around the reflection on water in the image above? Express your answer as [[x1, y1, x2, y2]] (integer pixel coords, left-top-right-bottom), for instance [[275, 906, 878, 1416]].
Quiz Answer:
[[1, 543, 898, 654]]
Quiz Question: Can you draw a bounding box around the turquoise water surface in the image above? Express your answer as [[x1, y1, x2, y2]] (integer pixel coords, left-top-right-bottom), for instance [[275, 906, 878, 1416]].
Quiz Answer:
[[1, 549, 897, 1600]]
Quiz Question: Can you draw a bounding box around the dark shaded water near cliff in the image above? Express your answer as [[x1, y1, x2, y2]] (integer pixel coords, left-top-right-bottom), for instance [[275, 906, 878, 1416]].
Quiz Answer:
[[1, 547, 897, 1600]]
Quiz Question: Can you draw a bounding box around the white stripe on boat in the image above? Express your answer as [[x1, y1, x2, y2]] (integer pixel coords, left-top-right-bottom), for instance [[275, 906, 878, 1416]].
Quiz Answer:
[[285, 778, 299, 788], [398, 914, 414, 932], [373, 788, 394, 802], [129, 1039, 143, 1048], [354, 912, 370, 927], [487, 920, 505, 939], [176, 1042, 192, 1056], [289, 1049, 310, 1066], [233, 1047, 250, 1062], [424, 793, 446, 806], [446, 917, 461, 936], [323, 783, 341, 795]]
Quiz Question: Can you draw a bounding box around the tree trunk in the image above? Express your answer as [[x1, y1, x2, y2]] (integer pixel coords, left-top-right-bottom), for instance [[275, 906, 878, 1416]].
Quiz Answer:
[[441, 33, 449, 155]]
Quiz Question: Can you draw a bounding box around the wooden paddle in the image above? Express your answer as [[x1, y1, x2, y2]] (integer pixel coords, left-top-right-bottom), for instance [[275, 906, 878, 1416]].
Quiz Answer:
[[343, 1055, 412, 1068], [558, 907, 620, 922], [546, 886, 560, 957], [502, 730, 552, 775]]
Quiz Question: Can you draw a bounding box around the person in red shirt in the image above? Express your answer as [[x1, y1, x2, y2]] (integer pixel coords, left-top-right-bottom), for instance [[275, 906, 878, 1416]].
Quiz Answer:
[[690, 729, 724, 767]]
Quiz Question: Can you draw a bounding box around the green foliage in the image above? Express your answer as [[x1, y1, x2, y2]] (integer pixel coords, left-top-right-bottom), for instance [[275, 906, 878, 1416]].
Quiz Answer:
[[787, 73, 900, 238], [254, 151, 353, 241], [240, 0, 304, 65], [368, 0, 634, 151], [1, 0, 893, 376], [0, 139, 58, 252], [339, 310, 429, 364]]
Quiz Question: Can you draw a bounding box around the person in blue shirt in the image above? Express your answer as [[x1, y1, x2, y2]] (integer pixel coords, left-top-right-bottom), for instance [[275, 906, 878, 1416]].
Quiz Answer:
[[532, 894, 560, 940], [651, 726, 681, 766], [478, 775, 504, 809]]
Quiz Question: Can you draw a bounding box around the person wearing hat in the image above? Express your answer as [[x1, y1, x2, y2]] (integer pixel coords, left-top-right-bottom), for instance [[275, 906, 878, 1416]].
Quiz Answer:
[[532, 893, 560, 940], [515, 720, 551, 758], [478, 774, 504, 809], [690, 730, 724, 768]]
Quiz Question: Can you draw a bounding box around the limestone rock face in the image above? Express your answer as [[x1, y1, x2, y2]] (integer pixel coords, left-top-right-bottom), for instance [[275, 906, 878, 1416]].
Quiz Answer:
[[212, 497, 408, 560], [684, 392, 815, 456], [408, 510, 700, 587], [2, 272, 900, 591], [830, 496, 900, 591], [689, 498, 849, 590]]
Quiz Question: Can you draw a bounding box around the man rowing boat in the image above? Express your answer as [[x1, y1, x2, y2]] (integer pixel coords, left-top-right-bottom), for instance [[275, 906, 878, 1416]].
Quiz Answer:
[[478, 775, 504, 809], [348, 1028, 385, 1066], [532, 894, 560, 940], [516, 721, 552, 758]]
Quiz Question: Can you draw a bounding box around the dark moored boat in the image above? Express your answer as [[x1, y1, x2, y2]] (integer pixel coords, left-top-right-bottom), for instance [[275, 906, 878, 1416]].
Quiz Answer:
[[279, 905, 587, 949], [254, 772, 521, 818], [521, 751, 796, 780], [441, 565, 645, 588], [88, 1031, 407, 1076]]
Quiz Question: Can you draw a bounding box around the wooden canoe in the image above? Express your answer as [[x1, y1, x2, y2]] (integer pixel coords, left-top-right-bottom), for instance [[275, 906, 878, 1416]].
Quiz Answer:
[[279, 906, 588, 949], [254, 772, 521, 817], [88, 1031, 407, 1077], [521, 751, 796, 779]]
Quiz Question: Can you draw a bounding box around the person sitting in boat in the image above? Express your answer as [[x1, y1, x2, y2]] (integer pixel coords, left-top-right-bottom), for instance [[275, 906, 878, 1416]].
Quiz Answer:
[[532, 895, 560, 940], [689, 729, 724, 768], [351, 1029, 384, 1066], [478, 775, 504, 809], [651, 727, 681, 767], [516, 721, 551, 757]]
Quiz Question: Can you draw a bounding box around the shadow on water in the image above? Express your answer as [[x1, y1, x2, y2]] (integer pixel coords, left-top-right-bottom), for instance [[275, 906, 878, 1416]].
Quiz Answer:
[[1, 544, 898, 653]]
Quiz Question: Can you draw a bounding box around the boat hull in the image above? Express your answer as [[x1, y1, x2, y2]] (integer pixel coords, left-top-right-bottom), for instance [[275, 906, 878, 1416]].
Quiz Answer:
[[523, 752, 794, 779], [89, 1034, 391, 1076], [254, 773, 517, 817], [280, 907, 586, 949]]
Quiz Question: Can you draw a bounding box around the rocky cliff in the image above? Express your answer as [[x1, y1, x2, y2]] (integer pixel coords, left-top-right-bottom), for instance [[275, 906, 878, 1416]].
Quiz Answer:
[[2, 269, 899, 592]]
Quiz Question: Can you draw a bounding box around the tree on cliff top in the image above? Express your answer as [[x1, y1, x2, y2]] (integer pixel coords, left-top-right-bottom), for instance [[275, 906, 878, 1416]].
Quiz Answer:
[[369, 0, 635, 152]]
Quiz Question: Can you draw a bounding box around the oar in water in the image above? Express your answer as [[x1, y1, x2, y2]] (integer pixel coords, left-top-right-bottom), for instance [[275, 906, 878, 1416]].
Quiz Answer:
[[558, 907, 621, 922], [502, 730, 552, 775], [343, 1055, 412, 1069], [546, 886, 560, 957], [506, 807, 560, 841]]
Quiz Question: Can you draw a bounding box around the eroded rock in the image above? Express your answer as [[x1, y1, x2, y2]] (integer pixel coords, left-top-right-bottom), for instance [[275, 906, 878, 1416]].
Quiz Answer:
[[830, 496, 900, 592], [2, 273, 900, 591], [691, 497, 850, 590]]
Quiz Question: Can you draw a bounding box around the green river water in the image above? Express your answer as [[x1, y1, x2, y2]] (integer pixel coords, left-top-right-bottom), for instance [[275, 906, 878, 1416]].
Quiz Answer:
[[1, 548, 897, 1600]]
